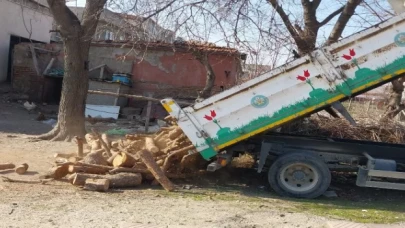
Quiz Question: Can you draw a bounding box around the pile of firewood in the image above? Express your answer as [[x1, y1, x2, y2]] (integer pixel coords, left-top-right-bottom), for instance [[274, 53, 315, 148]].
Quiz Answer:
[[46, 119, 206, 192]]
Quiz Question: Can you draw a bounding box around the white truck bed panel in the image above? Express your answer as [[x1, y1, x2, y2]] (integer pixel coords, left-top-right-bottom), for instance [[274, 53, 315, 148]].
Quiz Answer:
[[161, 13, 405, 160]]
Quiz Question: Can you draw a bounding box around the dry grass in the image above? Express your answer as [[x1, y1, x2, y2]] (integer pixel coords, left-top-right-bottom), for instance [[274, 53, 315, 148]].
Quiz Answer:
[[281, 116, 405, 144], [230, 153, 255, 168]]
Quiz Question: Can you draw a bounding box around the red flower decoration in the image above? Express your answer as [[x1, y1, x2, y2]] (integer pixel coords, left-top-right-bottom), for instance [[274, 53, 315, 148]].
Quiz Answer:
[[210, 110, 216, 118], [296, 76, 306, 81], [342, 49, 356, 60], [304, 70, 310, 78], [342, 54, 352, 60], [349, 49, 356, 57], [204, 115, 213, 121]]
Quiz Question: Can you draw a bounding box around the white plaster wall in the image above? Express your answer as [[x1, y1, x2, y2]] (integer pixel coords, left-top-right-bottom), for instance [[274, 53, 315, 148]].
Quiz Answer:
[[0, 0, 53, 82], [388, 0, 405, 14]]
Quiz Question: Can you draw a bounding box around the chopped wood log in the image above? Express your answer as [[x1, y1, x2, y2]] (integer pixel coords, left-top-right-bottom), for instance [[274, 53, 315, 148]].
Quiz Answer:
[[55, 157, 68, 164], [54, 153, 77, 159], [0, 163, 15, 170], [145, 137, 159, 153], [85, 133, 97, 142], [153, 131, 166, 141], [91, 130, 112, 157], [68, 165, 107, 174], [83, 178, 109, 192], [162, 145, 195, 172], [1, 176, 52, 184], [101, 134, 111, 150], [82, 151, 108, 166], [72, 173, 142, 188], [68, 156, 82, 163], [139, 150, 175, 192], [109, 167, 150, 175], [46, 164, 69, 179], [15, 163, 29, 175], [160, 126, 176, 131], [169, 127, 183, 140], [90, 140, 102, 151], [126, 134, 148, 140], [107, 152, 119, 165], [74, 136, 84, 157], [112, 152, 136, 168], [111, 141, 119, 149]]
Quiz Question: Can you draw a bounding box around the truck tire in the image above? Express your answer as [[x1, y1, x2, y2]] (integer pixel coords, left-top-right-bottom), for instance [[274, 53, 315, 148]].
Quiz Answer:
[[268, 153, 331, 199]]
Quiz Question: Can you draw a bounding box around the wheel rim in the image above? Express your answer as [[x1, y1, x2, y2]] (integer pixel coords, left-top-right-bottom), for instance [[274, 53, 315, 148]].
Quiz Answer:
[[279, 163, 319, 193]]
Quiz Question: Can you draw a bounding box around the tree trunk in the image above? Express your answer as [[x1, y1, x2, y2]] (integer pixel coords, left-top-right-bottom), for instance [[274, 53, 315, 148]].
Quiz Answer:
[[195, 52, 216, 99], [38, 38, 90, 141], [384, 78, 405, 119]]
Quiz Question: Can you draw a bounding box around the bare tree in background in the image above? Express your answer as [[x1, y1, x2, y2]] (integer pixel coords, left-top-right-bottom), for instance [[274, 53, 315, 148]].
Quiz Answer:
[[268, 0, 362, 55], [38, 0, 107, 141]]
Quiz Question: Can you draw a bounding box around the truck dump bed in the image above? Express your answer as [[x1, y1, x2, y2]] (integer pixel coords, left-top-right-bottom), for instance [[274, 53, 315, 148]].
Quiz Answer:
[[161, 13, 405, 160]]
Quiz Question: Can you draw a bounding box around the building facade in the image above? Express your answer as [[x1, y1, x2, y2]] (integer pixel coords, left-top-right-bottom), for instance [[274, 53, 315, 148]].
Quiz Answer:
[[0, 0, 53, 82]]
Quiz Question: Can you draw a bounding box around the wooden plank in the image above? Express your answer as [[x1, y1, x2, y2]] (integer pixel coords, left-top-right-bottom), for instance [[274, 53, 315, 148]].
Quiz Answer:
[[114, 86, 121, 106], [30, 45, 40, 76], [42, 58, 55, 75], [99, 65, 105, 80], [145, 95, 152, 133], [87, 90, 191, 105]]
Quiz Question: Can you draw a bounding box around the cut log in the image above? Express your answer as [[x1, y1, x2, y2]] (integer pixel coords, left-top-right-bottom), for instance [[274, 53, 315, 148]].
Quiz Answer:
[[162, 145, 195, 172], [91, 130, 112, 157], [68, 165, 107, 174], [0, 163, 15, 170], [90, 140, 102, 151], [15, 163, 29, 175], [112, 152, 136, 168], [82, 151, 108, 166], [83, 178, 109, 192], [111, 141, 119, 149], [156, 159, 164, 166], [101, 134, 111, 150], [145, 137, 159, 153], [168, 127, 183, 140], [54, 153, 77, 159], [126, 134, 148, 140], [46, 164, 69, 179], [139, 150, 175, 192], [68, 156, 82, 163], [107, 152, 119, 165], [72, 173, 142, 188], [74, 136, 84, 157]]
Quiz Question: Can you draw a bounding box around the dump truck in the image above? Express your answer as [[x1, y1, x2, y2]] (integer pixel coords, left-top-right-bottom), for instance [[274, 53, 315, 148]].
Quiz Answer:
[[161, 12, 405, 198]]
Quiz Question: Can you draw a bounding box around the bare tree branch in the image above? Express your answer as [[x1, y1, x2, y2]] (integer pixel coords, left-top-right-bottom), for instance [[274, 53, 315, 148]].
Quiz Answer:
[[81, 0, 108, 39], [267, 0, 301, 42], [326, 0, 363, 45], [318, 6, 344, 27], [46, 0, 80, 36]]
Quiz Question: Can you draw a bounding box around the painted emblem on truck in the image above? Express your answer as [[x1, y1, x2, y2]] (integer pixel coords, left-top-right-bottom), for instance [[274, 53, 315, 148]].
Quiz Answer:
[[394, 33, 405, 47], [203, 110, 231, 138], [251, 95, 269, 108], [342, 49, 360, 69], [297, 70, 315, 90]]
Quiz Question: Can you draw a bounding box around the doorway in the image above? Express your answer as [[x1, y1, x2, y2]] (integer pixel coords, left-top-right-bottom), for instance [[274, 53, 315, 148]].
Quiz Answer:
[[7, 35, 42, 82]]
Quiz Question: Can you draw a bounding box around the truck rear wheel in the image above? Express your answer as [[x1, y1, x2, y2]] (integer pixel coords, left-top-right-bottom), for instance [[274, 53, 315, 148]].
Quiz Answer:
[[268, 153, 331, 198]]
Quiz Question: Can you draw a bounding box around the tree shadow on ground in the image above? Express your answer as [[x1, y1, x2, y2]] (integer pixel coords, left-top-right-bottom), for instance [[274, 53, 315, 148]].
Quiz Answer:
[[173, 167, 405, 218]]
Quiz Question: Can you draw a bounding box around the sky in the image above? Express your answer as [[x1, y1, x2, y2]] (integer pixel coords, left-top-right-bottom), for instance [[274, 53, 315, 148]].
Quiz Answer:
[[65, 0, 394, 66]]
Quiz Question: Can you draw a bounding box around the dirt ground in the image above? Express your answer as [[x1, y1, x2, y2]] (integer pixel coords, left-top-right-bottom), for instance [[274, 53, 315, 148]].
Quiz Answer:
[[0, 88, 404, 228]]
